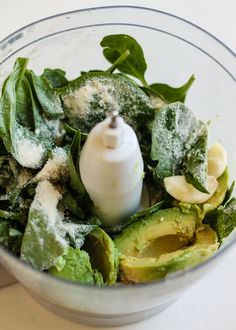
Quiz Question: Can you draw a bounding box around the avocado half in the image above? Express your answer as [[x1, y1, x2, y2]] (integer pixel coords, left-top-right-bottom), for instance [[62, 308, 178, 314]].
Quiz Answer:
[[119, 225, 218, 283], [115, 208, 219, 283], [83, 228, 119, 285]]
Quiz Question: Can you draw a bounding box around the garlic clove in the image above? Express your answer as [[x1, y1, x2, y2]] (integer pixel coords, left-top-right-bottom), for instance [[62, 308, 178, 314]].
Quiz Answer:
[[208, 143, 227, 178], [164, 175, 218, 204]]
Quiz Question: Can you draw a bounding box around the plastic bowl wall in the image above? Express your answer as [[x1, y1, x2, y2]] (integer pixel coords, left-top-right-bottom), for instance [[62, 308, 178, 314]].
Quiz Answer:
[[0, 6, 235, 327]]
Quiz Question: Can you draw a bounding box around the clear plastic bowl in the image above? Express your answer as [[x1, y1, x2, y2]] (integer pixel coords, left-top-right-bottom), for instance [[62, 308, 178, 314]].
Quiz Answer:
[[0, 6, 235, 327]]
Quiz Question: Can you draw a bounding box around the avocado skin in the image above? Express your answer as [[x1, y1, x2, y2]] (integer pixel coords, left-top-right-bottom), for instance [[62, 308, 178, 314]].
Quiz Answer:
[[83, 228, 119, 285], [119, 225, 218, 283], [114, 208, 197, 258]]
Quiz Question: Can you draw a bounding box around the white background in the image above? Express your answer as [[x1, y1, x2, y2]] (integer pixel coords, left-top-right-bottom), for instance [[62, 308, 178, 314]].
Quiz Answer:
[[0, 1, 235, 330]]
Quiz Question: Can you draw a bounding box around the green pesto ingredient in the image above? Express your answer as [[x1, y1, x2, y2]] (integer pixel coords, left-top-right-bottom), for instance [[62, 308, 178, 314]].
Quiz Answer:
[[119, 225, 218, 283], [151, 102, 209, 192], [114, 208, 197, 258], [50, 247, 103, 285], [83, 228, 119, 285]]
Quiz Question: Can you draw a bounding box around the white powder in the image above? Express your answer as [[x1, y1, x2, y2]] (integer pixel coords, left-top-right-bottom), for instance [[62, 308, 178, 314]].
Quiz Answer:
[[14, 129, 45, 169], [35, 147, 68, 182], [31, 180, 67, 247], [33, 180, 62, 222]]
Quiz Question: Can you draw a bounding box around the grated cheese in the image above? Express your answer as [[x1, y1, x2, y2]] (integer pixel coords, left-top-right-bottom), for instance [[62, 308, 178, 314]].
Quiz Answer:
[[35, 147, 68, 182], [32, 180, 67, 247], [14, 129, 45, 169]]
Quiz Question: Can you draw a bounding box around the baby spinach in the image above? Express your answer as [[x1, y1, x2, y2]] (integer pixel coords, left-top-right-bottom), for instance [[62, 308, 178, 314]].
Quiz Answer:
[[42, 68, 68, 88], [148, 74, 195, 104], [0, 221, 23, 255], [64, 220, 99, 249], [184, 123, 208, 193], [151, 102, 208, 192], [31, 71, 64, 119], [62, 192, 85, 218], [67, 129, 93, 215], [101, 34, 148, 86], [60, 72, 154, 134], [130, 200, 165, 221], [0, 220, 10, 246], [151, 102, 198, 181], [0, 58, 52, 169], [223, 181, 235, 205], [213, 198, 236, 243], [68, 129, 86, 197], [21, 193, 67, 270]]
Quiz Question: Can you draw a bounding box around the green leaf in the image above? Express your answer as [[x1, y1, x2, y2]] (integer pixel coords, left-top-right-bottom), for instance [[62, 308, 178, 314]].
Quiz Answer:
[[61, 192, 85, 218], [101, 34, 148, 86], [151, 102, 198, 181], [42, 68, 68, 88], [63, 220, 98, 249], [60, 72, 154, 134], [0, 220, 10, 246], [214, 198, 236, 243], [184, 123, 209, 193], [130, 200, 165, 221], [223, 181, 235, 205], [68, 130, 86, 196], [0, 58, 52, 169], [50, 247, 104, 285], [149, 75, 195, 104], [21, 181, 67, 270], [31, 71, 64, 119]]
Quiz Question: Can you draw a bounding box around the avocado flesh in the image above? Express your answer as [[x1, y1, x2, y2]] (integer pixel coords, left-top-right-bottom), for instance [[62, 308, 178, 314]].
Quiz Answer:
[[177, 168, 229, 219], [83, 228, 119, 285], [138, 235, 191, 258], [202, 167, 229, 213], [114, 208, 197, 258], [119, 225, 219, 283]]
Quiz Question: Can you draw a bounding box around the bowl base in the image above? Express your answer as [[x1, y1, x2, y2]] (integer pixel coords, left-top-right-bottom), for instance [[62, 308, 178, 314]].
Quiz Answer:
[[32, 293, 178, 327]]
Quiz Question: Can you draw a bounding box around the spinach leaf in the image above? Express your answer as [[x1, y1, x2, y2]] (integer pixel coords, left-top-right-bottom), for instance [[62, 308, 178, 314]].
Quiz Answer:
[[21, 181, 67, 270], [63, 220, 98, 249], [148, 75, 195, 104], [101, 34, 148, 86], [151, 102, 209, 191], [223, 181, 235, 205], [0, 58, 51, 169], [0, 221, 23, 255], [50, 247, 103, 285], [67, 129, 93, 214], [64, 123, 88, 140], [60, 72, 154, 134], [42, 68, 68, 88], [61, 192, 85, 218], [184, 123, 209, 193], [8, 228, 23, 255], [151, 102, 198, 181], [130, 200, 165, 221], [213, 198, 236, 243], [31, 71, 64, 119], [0, 220, 10, 246], [68, 129, 86, 196]]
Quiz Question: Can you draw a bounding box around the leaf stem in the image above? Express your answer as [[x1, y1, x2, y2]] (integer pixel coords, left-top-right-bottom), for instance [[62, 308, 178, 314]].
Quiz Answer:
[[106, 50, 130, 74], [139, 76, 149, 88]]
